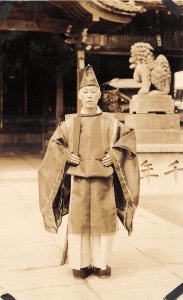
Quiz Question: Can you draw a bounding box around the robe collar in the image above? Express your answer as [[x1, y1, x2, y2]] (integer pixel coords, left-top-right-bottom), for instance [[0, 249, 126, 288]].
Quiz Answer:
[[78, 106, 102, 117]]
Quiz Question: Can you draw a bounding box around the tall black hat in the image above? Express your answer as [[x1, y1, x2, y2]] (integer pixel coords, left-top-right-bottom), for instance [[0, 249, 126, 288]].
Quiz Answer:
[[80, 64, 100, 89]]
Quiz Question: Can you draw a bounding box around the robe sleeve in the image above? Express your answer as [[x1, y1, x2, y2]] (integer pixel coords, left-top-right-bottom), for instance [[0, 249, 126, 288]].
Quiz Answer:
[[38, 122, 71, 233], [107, 121, 140, 235], [50, 122, 72, 157], [108, 121, 137, 166]]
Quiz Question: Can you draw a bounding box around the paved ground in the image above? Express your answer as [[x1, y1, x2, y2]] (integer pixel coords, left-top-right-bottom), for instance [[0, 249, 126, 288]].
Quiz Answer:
[[0, 154, 183, 300]]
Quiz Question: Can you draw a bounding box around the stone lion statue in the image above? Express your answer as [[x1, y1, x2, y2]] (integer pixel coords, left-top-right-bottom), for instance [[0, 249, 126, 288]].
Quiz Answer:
[[129, 42, 171, 94]]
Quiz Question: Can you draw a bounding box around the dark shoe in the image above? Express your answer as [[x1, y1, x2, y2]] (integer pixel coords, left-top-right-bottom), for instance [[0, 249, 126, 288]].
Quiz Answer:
[[72, 265, 93, 279], [93, 265, 111, 278]]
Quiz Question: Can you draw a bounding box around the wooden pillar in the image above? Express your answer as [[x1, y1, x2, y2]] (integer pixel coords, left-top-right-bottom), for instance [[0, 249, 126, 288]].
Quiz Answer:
[[24, 67, 28, 116], [77, 49, 85, 112], [0, 65, 3, 129], [56, 69, 64, 123]]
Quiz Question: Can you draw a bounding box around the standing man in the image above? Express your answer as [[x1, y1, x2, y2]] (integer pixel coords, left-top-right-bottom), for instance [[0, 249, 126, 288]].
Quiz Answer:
[[38, 65, 140, 279]]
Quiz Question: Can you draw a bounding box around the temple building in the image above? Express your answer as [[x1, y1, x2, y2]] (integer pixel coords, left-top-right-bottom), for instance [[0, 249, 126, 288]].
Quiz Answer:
[[0, 0, 182, 151]]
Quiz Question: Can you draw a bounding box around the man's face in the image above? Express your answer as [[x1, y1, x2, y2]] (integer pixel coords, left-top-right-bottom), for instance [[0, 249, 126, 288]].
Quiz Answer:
[[79, 86, 101, 110]]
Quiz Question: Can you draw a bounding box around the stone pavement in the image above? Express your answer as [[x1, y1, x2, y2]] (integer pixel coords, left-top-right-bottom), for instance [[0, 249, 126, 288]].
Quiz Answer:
[[0, 154, 183, 300]]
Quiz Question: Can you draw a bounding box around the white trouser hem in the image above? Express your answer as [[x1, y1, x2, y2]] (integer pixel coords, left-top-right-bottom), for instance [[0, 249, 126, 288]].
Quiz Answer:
[[68, 233, 115, 270]]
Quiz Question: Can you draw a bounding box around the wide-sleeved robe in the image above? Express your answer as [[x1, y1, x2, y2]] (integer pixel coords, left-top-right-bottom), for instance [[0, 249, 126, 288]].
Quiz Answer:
[[38, 111, 140, 239]]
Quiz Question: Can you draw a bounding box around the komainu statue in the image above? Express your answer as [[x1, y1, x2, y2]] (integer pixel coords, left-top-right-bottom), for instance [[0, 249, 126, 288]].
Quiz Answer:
[[129, 42, 171, 95]]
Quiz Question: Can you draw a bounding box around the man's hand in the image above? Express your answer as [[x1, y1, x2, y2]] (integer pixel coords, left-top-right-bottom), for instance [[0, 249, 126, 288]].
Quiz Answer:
[[102, 153, 113, 167], [67, 153, 80, 165]]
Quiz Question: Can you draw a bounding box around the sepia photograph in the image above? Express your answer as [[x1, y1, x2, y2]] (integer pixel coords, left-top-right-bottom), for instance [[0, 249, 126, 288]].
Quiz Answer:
[[0, 1, 183, 299]]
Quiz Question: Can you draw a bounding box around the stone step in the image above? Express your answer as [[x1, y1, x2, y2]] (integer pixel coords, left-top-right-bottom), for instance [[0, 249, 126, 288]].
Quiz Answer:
[[135, 129, 183, 144], [130, 94, 174, 113], [125, 114, 180, 130], [137, 144, 183, 153]]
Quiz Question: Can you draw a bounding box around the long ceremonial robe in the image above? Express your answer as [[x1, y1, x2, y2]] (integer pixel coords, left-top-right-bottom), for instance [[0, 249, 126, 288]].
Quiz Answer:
[[38, 112, 140, 240], [67, 113, 117, 235]]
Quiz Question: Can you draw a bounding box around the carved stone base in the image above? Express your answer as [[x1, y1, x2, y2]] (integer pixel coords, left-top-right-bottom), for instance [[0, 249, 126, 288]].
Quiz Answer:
[[125, 93, 182, 152], [125, 114, 180, 130], [130, 94, 174, 113]]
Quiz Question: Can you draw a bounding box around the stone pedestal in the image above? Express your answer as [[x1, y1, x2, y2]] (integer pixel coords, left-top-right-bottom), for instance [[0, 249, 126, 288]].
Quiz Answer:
[[130, 94, 174, 113], [125, 94, 183, 152], [135, 130, 181, 144], [125, 114, 180, 130]]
